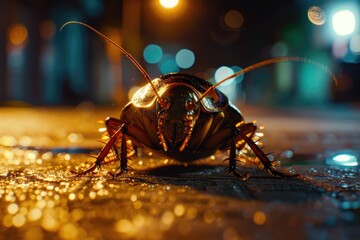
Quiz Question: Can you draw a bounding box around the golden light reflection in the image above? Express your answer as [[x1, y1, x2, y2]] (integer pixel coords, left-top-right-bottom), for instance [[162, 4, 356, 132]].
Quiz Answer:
[[115, 219, 136, 236], [0, 135, 17, 147], [7, 202, 18, 213], [8, 23, 28, 46], [223, 227, 239, 240], [174, 204, 185, 217], [128, 86, 141, 101], [67, 133, 84, 143], [203, 209, 215, 224], [161, 211, 175, 228], [24, 227, 44, 240]]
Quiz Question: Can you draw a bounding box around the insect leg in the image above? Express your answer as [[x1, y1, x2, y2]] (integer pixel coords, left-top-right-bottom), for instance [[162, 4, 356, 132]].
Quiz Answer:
[[105, 117, 124, 163], [105, 117, 122, 134], [225, 123, 256, 178], [224, 138, 249, 180], [235, 130, 298, 178], [72, 125, 123, 176], [234, 122, 257, 150], [100, 121, 135, 176]]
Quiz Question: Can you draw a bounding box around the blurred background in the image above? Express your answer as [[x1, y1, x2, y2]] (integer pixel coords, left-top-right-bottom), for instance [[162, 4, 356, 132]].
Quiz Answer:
[[0, 0, 359, 107]]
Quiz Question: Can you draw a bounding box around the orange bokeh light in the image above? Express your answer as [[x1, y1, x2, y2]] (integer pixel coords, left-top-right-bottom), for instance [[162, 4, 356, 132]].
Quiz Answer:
[[8, 23, 28, 46]]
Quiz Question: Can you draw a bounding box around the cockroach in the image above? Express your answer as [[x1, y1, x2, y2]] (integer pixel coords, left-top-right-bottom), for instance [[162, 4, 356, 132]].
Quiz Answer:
[[61, 21, 336, 179]]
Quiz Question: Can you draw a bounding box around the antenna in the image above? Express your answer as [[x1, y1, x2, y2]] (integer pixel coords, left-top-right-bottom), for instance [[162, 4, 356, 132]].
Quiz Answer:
[[60, 21, 162, 100], [197, 56, 338, 102]]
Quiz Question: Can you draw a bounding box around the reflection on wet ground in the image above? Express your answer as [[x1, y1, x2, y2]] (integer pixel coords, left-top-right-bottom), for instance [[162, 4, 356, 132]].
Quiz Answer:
[[0, 106, 359, 240]]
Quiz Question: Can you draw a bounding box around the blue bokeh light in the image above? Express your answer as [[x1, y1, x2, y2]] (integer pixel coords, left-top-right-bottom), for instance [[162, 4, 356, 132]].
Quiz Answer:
[[143, 44, 163, 64], [326, 150, 358, 167], [159, 54, 179, 74], [175, 49, 195, 69], [230, 66, 244, 82], [214, 66, 235, 86]]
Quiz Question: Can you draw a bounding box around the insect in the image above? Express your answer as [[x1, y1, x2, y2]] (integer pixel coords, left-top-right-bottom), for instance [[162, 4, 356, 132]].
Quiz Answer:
[[61, 21, 336, 179]]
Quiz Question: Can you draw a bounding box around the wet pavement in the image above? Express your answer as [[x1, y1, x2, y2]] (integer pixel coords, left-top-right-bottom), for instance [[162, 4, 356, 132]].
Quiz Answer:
[[0, 105, 359, 240]]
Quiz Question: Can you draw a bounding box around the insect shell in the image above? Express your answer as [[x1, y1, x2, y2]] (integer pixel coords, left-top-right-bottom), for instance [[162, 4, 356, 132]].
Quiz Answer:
[[62, 21, 334, 179]]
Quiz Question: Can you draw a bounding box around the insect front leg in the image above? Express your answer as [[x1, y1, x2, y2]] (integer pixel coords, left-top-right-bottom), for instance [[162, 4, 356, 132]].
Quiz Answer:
[[105, 117, 126, 169], [73, 115, 158, 176], [72, 124, 124, 176]]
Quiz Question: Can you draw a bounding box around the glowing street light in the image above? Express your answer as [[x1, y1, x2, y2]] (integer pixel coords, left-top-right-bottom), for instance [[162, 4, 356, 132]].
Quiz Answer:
[[332, 9, 356, 36], [159, 0, 179, 9]]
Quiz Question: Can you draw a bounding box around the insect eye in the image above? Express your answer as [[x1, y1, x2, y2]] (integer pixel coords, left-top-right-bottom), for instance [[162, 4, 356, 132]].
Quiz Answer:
[[185, 100, 196, 111], [158, 98, 170, 110]]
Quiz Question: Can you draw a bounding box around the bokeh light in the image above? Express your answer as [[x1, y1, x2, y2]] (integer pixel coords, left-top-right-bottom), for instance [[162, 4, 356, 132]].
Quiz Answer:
[[332, 39, 348, 59], [7, 23, 28, 46], [349, 34, 360, 54], [230, 66, 244, 82], [307, 6, 326, 26], [143, 44, 163, 64], [39, 21, 56, 40], [271, 41, 288, 57], [214, 66, 235, 86], [224, 10, 244, 29], [159, 0, 179, 9], [175, 49, 195, 69], [332, 10, 356, 36], [213, 66, 243, 103], [159, 54, 179, 74], [327, 151, 358, 167], [81, 0, 104, 17]]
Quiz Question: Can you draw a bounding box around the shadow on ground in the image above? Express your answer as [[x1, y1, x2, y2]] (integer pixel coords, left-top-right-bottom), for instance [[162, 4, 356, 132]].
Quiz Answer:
[[118, 163, 325, 203]]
